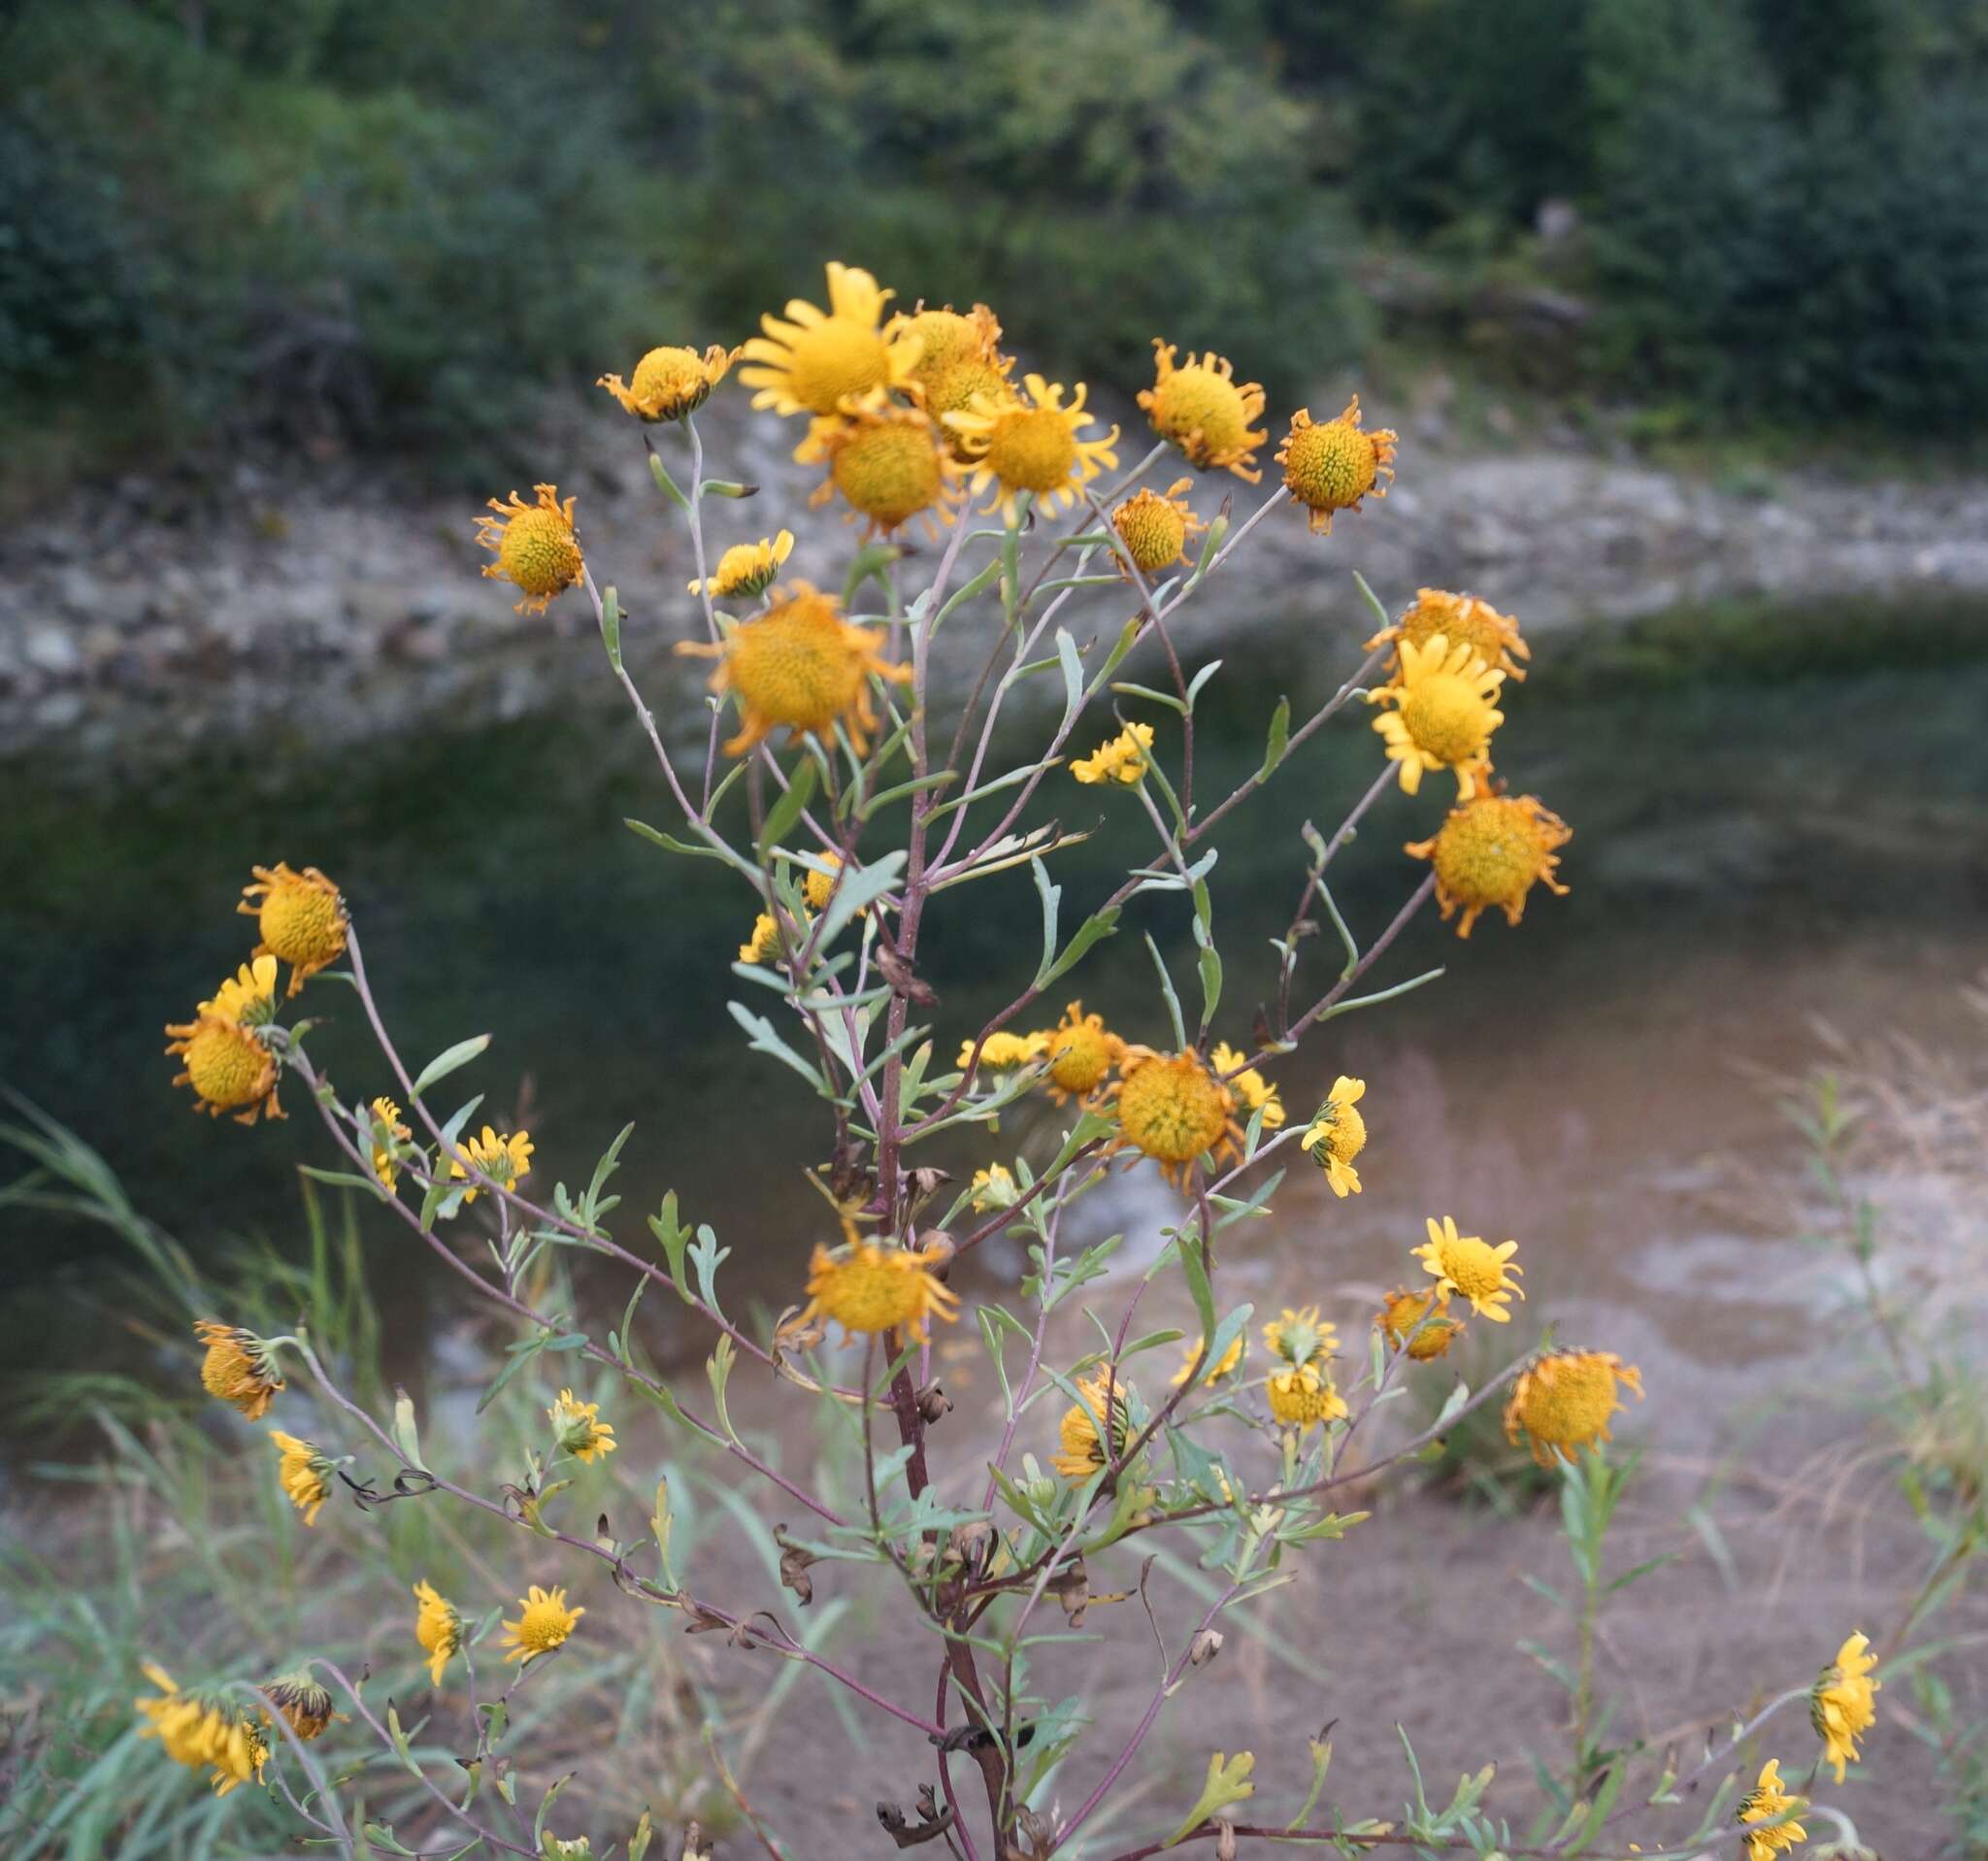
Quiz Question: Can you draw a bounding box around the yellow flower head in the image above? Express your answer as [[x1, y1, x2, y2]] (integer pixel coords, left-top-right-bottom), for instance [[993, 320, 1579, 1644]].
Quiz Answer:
[[200, 954, 280, 1029], [1139, 343, 1268, 482], [1264, 1305, 1339, 1372], [800, 1238, 962, 1341], [1053, 1368, 1133, 1479], [1114, 1047, 1239, 1189], [1211, 1042, 1284, 1130], [1267, 1362, 1349, 1432], [891, 300, 1005, 388], [969, 1164, 1020, 1213], [239, 862, 348, 994], [269, 1430, 332, 1526], [474, 483, 582, 615], [1810, 1632, 1879, 1782], [1036, 1001, 1126, 1103], [413, 1579, 463, 1686], [449, 1125, 535, 1204], [797, 392, 958, 538], [163, 1012, 282, 1124], [598, 343, 737, 422], [135, 1662, 270, 1796], [259, 1672, 339, 1742], [1072, 721, 1155, 786], [1504, 1349, 1644, 1466], [946, 372, 1119, 519], [1298, 1076, 1367, 1198], [548, 1388, 616, 1464], [1276, 397, 1397, 534], [1172, 1330, 1245, 1387], [689, 530, 794, 601], [796, 850, 844, 912], [960, 1029, 1044, 1072], [740, 911, 784, 965], [1375, 1284, 1463, 1361], [679, 581, 911, 757], [194, 1319, 284, 1418], [1408, 792, 1571, 940], [1369, 588, 1530, 682], [1111, 479, 1205, 578], [1369, 635, 1505, 799], [368, 1095, 413, 1193], [739, 262, 920, 416], [1738, 1758, 1808, 1860], [1414, 1215, 1523, 1321], [500, 1583, 584, 1664]]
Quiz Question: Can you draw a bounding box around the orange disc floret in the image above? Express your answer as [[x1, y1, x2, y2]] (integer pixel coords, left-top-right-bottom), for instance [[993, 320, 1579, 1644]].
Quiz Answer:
[[1033, 1001, 1125, 1103], [1138, 342, 1268, 482], [1407, 792, 1571, 938], [799, 1237, 961, 1341], [475, 483, 583, 615], [1369, 588, 1531, 682], [166, 1014, 282, 1124], [1114, 1048, 1234, 1183], [1504, 1349, 1643, 1465], [194, 1319, 284, 1418], [1375, 1285, 1463, 1361], [797, 392, 956, 537], [1276, 397, 1397, 534], [679, 581, 911, 756], [1111, 479, 1204, 578], [238, 862, 348, 993], [597, 343, 737, 422], [891, 301, 1005, 387], [1267, 1363, 1348, 1431]]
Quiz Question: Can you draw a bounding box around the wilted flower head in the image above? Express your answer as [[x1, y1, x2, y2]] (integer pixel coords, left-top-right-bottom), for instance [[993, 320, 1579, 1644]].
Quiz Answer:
[[1408, 792, 1571, 940], [194, 1320, 284, 1418], [598, 344, 736, 422], [1139, 342, 1267, 482], [474, 484, 582, 615], [1276, 397, 1396, 534], [1504, 1350, 1643, 1465]]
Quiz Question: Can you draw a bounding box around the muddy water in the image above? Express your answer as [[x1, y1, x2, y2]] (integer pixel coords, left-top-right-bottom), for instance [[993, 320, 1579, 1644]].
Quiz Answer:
[[3, 605, 1986, 1406]]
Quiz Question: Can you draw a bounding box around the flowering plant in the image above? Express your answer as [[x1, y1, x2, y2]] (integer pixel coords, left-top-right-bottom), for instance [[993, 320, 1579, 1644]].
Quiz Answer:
[[149, 264, 1881, 1860]]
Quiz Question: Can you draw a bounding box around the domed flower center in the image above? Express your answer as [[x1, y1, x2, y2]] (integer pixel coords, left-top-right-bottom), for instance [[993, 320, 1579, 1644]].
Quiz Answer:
[[1047, 1022, 1112, 1093], [1283, 420, 1375, 510], [1117, 1054, 1230, 1164], [1432, 800, 1545, 906], [1150, 367, 1251, 454], [904, 310, 976, 378], [185, 1022, 268, 1109], [833, 423, 943, 526], [1515, 1356, 1620, 1444], [1114, 491, 1188, 572], [1437, 1234, 1508, 1303], [512, 1597, 576, 1655], [1397, 673, 1493, 766], [259, 883, 345, 972], [816, 1250, 926, 1332], [784, 319, 892, 414], [727, 601, 866, 730], [631, 347, 712, 414], [1312, 1101, 1366, 1165], [985, 407, 1078, 492], [926, 359, 1011, 444], [499, 509, 583, 599]]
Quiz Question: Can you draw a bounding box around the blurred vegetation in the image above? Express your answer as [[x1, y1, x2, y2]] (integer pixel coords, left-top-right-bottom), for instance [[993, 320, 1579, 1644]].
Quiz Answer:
[[3, 0, 1987, 493]]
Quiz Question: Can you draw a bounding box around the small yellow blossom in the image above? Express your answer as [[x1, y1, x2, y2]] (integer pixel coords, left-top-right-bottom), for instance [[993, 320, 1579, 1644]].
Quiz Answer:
[[1211, 1042, 1283, 1130], [239, 862, 348, 994], [474, 483, 582, 615], [945, 372, 1119, 519], [1369, 588, 1530, 682], [1111, 478, 1205, 578], [499, 1583, 584, 1664], [797, 392, 958, 538], [548, 1388, 616, 1464], [1369, 635, 1505, 799], [799, 850, 844, 912], [678, 581, 911, 757], [164, 1009, 283, 1124], [1036, 1001, 1126, 1103], [1504, 1350, 1643, 1465], [135, 1662, 270, 1797], [740, 911, 784, 965], [960, 1029, 1044, 1071], [1072, 721, 1156, 786], [1276, 397, 1397, 534], [689, 530, 794, 600], [194, 1320, 284, 1418], [1375, 1284, 1463, 1361], [1738, 1759, 1808, 1860], [1113, 1048, 1238, 1188], [1413, 1215, 1523, 1321], [1811, 1632, 1879, 1782], [1172, 1332, 1246, 1387], [1267, 1362, 1349, 1432], [200, 954, 280, 1028], [1408, 792, 1571, 939], [368, 1096, 412, 1193], [1139, 342, 1268, 481], [597, 343, 736, 422], [800, 1238, 961, 1341], [969, 1164, 1020, 1213], [269, 1430, 331, 1526], [890, 301, 1005, 391], [1053, 1368, 1133, 1479], [449, 1125, 535, 1204], [1298, 1076, 1368, 1197], [739, 262, 920, 417], [259, 1673, 339, 1742], [413, 1580, 463, 1686]]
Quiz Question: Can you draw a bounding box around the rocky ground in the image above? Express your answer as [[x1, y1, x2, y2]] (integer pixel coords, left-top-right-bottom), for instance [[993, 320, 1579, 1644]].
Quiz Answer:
[[6, 391, 1988, 780]]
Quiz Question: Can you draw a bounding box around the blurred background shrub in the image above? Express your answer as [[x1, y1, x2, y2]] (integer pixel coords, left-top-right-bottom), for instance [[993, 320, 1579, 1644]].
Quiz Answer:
[[2, 0, 1985, 493]]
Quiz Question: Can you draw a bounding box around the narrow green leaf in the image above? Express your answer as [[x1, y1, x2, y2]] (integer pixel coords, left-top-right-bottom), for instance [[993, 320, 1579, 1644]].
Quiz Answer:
[[1256, 696, 1290, 782], [755, 758, 817, 865], [411, 1035, 491, 1101]]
